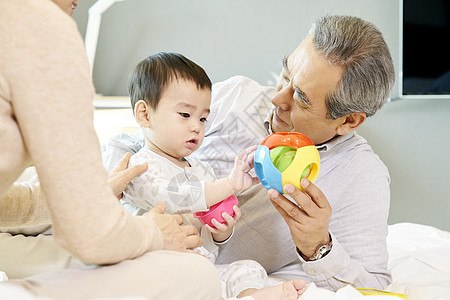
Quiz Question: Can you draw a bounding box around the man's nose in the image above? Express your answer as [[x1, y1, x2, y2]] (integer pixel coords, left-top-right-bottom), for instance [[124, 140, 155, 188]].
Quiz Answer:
[[272, 85, 293, 111]]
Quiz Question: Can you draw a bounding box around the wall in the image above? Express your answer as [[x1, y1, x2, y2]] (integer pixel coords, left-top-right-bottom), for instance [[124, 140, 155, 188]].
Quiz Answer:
[[358, 99, 450, 231], [73, 0, 399, 97]]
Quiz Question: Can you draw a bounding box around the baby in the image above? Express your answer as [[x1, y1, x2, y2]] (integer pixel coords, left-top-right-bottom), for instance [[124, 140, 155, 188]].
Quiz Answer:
[[121, 52, 270, 297], [121, 52, 259, 244]]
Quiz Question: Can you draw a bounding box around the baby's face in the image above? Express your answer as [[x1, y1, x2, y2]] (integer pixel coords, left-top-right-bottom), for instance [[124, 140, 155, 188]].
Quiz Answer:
[[146, 79, 211, 160]]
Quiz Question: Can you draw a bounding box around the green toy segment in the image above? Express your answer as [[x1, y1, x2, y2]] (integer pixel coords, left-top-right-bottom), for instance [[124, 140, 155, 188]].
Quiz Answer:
[[301, 164, 313, 179], [270, 147, 314, 180], [270, 146, 296, 173]]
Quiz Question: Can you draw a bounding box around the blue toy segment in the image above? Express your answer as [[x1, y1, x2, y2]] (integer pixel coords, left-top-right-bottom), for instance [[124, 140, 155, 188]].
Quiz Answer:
[[254, 145, 284, 193]]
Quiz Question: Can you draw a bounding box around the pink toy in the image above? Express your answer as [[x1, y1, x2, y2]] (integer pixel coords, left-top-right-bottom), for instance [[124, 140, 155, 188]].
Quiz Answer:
[[193, 194, 238, 228]]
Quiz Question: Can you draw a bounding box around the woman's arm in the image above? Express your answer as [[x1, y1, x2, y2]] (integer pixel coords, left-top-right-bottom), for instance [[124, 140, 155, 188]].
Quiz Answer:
[[6, 0, 163, 264], [0, 183, 50, 229]]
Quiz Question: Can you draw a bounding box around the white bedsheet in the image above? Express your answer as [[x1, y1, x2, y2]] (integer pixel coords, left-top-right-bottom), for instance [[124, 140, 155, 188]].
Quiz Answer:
[[299, 222, 450, 299], [385, 223, 450, 300]]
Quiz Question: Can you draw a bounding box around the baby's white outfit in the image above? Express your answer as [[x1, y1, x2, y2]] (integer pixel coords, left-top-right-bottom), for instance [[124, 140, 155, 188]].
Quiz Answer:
[[122, 147, 268, 297], [122, 147, 218, 261], [122, 147, 214, 215]]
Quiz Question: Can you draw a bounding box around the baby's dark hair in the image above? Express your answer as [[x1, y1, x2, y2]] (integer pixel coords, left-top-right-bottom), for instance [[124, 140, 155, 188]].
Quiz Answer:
[[128, 52, 212, 111]]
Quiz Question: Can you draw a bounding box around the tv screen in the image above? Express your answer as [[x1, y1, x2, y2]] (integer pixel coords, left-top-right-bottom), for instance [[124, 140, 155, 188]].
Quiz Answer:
[[402, 0, 450, 96]]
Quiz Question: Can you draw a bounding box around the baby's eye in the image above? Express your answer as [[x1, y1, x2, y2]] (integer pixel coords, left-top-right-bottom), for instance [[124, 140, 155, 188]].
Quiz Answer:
[[200, 117, 207, 123], [179, 112, 190, 118]]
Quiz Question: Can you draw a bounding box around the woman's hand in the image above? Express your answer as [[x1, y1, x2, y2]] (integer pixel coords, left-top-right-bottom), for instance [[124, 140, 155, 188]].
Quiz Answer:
[[145, 201, 203, 251], [108, 152, 148, 199]]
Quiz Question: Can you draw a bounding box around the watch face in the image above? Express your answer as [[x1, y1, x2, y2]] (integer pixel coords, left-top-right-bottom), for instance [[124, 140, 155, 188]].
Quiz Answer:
[[299, 235, 333, 261], [319, 247, 331, 257], [310, 243, 332, 261]]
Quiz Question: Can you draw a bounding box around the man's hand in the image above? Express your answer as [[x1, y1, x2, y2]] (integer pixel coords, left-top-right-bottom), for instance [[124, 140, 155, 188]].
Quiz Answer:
[[108, 152, 148, 199], [269, 178, 331, 259], [145, 201, 203, 251]]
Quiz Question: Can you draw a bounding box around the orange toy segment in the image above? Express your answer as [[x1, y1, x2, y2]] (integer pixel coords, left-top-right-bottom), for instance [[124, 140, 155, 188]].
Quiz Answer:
[[261, 132, 314, 150]]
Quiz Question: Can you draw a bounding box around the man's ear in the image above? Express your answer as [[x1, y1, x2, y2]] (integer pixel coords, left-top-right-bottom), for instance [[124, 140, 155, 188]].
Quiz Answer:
[[336, 112, 367, 136], [134, 100, 151, 127]]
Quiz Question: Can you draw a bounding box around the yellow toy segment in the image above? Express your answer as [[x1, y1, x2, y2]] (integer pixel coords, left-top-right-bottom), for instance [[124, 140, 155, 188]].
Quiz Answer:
[[355, 288, 407, 299], [282, 145, 320, 192]]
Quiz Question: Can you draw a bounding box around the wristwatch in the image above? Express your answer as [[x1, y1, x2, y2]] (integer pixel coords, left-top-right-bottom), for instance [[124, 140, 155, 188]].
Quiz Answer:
[[299, 235, 333, 261], [308, 240, 332, 261]]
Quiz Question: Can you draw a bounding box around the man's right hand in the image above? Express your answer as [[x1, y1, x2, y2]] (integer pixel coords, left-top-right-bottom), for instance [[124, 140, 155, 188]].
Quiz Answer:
[[145, 201, 203, 252]]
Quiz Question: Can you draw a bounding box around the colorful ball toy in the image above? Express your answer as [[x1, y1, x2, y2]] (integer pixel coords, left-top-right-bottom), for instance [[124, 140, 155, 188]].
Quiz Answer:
[[254, 132, 320, 193]]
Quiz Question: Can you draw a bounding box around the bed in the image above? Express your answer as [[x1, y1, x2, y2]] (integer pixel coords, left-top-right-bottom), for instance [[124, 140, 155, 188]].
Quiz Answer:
[[270, 222, 450, 299], [384, 223, 450, 299]]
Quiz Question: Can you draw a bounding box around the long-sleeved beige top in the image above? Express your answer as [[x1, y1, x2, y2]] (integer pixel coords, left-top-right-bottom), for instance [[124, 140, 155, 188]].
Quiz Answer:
[[0, 0, 163, 264]]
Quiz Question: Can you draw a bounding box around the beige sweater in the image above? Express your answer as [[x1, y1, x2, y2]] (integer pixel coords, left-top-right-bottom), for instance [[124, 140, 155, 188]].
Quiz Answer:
[[0, 0, 163, 264]]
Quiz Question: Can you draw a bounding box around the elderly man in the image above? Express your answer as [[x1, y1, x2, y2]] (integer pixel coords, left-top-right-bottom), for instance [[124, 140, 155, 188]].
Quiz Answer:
[[103, 14, 395, 292]]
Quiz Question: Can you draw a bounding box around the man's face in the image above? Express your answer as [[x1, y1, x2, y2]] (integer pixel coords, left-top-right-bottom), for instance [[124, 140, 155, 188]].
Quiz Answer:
[[271, 36, 346, 145]]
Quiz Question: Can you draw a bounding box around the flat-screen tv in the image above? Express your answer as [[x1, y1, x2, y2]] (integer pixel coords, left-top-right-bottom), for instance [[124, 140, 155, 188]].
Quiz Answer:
[[400, 0, 450, 98]]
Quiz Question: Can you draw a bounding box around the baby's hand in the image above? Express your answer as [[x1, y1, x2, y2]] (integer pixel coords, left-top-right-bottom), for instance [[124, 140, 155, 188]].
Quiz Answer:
[[228, 145, 260, 193], [206, 205, 241, 243]]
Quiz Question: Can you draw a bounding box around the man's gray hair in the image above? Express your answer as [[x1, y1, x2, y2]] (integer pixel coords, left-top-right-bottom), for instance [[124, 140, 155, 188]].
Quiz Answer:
[[309, 15, 395, 119]]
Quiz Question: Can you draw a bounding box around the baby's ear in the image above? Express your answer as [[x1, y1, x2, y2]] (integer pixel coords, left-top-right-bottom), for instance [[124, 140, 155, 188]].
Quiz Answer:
[[134, 100, 151, 127]]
